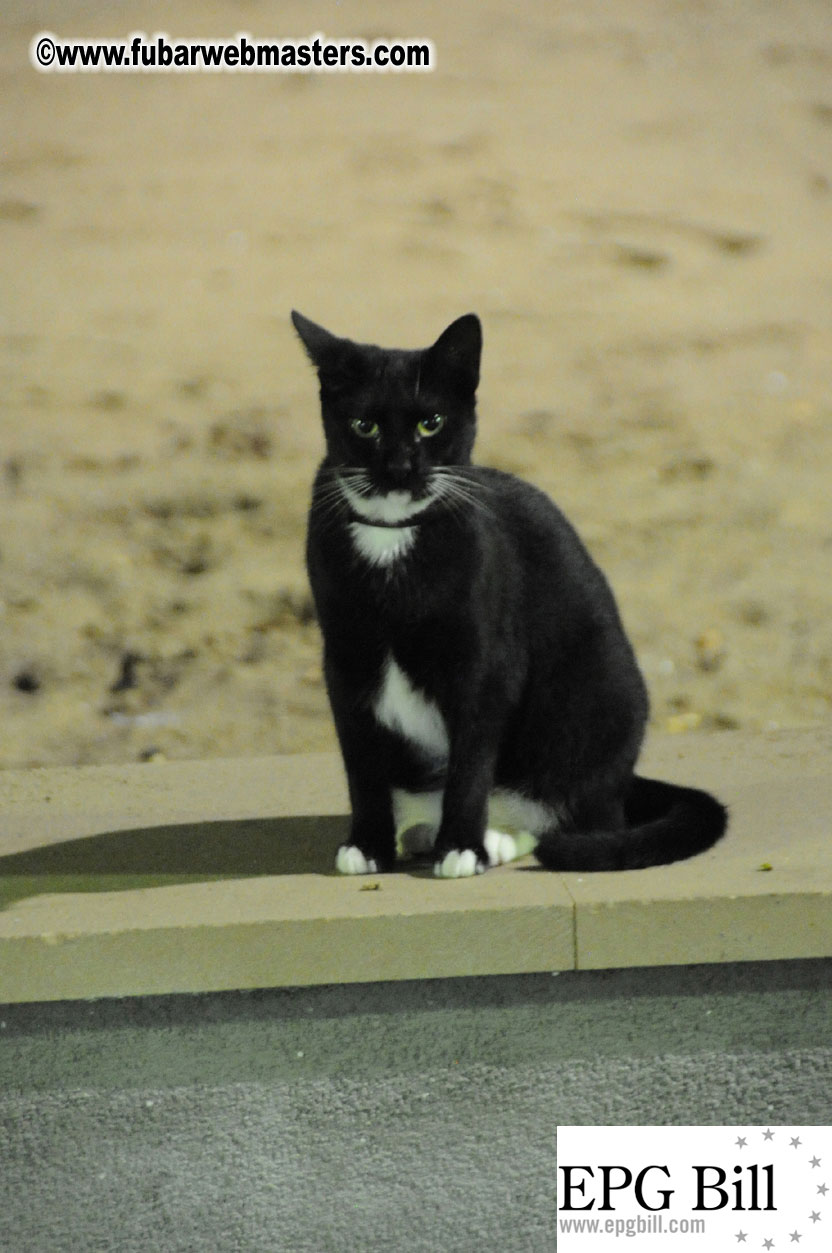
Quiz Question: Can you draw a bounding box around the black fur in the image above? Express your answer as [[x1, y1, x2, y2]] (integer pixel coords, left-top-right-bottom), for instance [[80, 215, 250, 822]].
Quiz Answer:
[[292, 310, 727, 874]]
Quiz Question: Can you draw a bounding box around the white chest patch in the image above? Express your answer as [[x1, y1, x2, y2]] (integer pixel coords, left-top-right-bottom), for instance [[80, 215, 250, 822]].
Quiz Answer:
[[339, 479, 434, 568], [373, 655, 449, 760], [350, 522, 416, 567]]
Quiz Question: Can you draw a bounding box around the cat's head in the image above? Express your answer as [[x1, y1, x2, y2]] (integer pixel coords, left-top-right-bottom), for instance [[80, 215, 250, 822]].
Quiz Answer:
[[292, 311, 481, 502]]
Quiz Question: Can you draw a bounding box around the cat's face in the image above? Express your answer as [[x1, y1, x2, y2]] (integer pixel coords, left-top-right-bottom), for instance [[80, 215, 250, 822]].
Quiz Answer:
[[292, 312, 481, 504]]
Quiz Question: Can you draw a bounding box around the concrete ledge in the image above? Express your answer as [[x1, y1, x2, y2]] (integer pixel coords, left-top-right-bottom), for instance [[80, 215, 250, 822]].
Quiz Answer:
[[1, 729, 830, 1002]]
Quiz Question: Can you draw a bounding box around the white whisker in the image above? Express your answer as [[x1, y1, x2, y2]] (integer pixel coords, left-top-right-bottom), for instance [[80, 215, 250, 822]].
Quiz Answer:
[[314, 463, 496, 533], [430, 468, 496, 523]]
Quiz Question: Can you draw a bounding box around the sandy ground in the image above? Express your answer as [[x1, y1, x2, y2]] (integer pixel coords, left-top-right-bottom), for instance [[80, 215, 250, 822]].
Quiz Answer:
[[1, 0, 831, 770]]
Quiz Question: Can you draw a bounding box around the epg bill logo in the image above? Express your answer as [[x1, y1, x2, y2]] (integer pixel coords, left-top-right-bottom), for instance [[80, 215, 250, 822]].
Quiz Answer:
[[557, 1127, 830, 1250], [561, 1162, 774, 1213]]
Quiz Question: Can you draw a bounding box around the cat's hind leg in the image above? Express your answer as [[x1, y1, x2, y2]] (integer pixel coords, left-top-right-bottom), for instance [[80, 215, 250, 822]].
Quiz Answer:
[[481, 790, 556, 866], [483, 828, 538, 866]]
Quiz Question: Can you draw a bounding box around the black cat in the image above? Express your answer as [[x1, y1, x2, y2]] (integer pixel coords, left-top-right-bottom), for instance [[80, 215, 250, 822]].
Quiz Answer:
[[292, 310, 727, 877]]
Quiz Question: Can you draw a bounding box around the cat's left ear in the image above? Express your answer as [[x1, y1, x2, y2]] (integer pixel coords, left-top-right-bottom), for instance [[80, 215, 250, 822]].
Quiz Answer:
[[422, 313, 482, 398]]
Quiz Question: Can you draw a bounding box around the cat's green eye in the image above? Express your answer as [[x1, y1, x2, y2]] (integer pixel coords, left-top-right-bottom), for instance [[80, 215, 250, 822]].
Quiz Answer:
[[350, 417, 380, 440], [417, 413, 446, 438]]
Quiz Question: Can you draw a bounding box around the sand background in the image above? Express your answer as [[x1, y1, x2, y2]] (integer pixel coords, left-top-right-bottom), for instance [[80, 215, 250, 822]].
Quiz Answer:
[[2, 0, 831, 770]]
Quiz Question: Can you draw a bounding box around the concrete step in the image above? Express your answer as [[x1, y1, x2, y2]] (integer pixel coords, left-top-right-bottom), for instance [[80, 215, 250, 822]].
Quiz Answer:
[[1, 728, 830, 1002]]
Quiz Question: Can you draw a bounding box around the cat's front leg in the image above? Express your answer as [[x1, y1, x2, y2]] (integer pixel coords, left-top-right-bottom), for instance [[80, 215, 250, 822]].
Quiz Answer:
[[323, 655, 398, 874], [337, 784, 397, 875], [432, 746, 496, 878], [333, 723, 397, 873]]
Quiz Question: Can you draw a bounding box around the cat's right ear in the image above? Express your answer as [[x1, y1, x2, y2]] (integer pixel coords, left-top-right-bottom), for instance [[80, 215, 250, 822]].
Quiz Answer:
[[291, 311, 339, 369], [291, 311, 367, 394]]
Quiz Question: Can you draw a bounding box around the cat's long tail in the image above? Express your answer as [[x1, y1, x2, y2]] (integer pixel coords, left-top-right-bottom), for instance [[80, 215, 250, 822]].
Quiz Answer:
[[534, 776, 728, 871]]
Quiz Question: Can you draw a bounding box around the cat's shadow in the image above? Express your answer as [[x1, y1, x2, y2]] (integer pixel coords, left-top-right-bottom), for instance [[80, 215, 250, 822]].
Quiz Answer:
[[0, 814, 351, 911], [0, 817, 535, 909]]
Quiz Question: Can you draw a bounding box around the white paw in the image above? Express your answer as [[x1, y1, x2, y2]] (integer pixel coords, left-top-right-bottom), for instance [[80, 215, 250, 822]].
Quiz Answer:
[[433, 849, 485, 878], [483, 829, 518, 867], [336, 845, 378, 875], [485, 828, 538, 865]]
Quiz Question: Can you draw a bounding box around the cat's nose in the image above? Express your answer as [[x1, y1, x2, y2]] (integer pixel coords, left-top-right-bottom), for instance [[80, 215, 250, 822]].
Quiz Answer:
[[384, 452, 413, 486]]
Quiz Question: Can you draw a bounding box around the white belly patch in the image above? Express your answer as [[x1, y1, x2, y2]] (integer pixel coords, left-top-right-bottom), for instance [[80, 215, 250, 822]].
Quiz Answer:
[[373, 656, 449, 760], [393, 788, 555, 841], [392, 786, 555, 866]]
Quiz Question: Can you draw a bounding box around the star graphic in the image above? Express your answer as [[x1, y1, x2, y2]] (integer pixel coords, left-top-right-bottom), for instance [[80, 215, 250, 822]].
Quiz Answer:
[[763, 1129, 775, 1141], [790, 1137, 802, 1149], [789, 1232, 802, 1243], [736, 1136, 748, 1148], [810, 1211, 821, 1223], [763, 1242, 774, 1251], [735, 1233, 747, 1244], [818, 1183, 829, 1196], [810, 1156, 821, 1168]]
